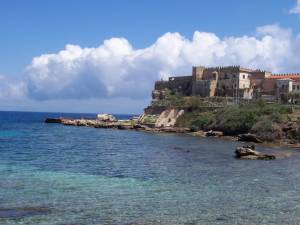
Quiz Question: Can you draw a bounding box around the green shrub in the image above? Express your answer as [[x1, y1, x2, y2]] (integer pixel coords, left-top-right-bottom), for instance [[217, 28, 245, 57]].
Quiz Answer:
[[142, 115, 157, 124], [175, 113, 194, 128], [251, 116, 282, 141], [210, 106, 259, 134], [269, 111, 288, 123], [192, 112, 216, 130]]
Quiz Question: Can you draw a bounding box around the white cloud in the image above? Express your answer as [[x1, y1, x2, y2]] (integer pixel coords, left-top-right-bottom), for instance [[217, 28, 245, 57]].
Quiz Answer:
[[290, 0, 300, 14], [2, 24, 300, 103], [0, 75, 27, 100]]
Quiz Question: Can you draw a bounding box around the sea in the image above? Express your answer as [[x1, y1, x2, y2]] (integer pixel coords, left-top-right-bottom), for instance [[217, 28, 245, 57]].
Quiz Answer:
[[0, 111, 300, 225]]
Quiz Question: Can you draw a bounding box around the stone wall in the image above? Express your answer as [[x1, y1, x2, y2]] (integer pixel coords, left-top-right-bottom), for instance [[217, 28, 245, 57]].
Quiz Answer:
[[154, 81, 170, 90], [167, 76, 193, 95], [192, 80, 217, 97]]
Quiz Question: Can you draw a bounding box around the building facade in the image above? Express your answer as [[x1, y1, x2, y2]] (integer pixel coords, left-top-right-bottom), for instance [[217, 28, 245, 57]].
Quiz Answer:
[[152, 65, 300, 103]]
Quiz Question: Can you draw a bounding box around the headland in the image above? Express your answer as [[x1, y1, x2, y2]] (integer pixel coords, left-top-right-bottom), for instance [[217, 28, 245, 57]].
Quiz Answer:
[[46, 65, 300, 148]]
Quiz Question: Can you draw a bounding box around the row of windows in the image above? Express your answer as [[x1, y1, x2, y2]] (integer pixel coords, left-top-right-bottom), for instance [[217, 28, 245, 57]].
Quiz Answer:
[[293, 85, 300, 90], [217, 83, 247, 89], [280, 84, 300, 91], [218, 74, 248, 79]]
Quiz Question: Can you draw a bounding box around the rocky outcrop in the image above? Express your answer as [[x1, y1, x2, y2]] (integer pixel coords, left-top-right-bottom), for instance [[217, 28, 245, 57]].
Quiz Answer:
[[235, 146, 276, 160], [237, 133, 263, 143], [45, 118, 64, 123], [155, 109, 184, 128], [137, 114, 158, 127], [206, 130, 223, 137], [96, 114, 117, 122]]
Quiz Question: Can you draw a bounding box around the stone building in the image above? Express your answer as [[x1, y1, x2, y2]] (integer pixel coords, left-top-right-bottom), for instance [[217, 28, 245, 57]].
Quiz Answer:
[[152, 65, 300, 103]]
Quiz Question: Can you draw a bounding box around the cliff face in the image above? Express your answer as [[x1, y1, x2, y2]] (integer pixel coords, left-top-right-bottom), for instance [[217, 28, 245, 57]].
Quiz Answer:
[[139, 108, 184, 128], [155, 109, 184, 128]]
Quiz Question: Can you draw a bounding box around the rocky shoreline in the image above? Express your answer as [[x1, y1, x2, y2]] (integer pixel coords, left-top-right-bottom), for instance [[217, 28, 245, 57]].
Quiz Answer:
[[44, 116, 300, 149], [45, 117, 191, 133]]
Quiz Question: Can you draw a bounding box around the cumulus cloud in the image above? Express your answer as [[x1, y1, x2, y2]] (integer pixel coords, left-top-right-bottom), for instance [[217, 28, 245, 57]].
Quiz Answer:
[[290, 0, 300, 14], [0, 75, 26, 100], [2, 24, 300, 102]]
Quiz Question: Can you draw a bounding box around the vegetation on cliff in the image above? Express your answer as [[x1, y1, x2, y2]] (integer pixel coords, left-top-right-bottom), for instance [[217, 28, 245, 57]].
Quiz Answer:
[[172, 97, 299, 143]]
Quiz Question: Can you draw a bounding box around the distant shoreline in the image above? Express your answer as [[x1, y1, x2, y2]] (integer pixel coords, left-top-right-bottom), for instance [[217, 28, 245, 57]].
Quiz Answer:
[[44, 116, 300, 150]]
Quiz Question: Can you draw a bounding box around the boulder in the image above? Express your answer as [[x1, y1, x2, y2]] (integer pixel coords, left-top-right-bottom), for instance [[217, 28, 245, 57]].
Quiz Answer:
[[206, 130, 223, 137], [117, 124, 134, 130], [191, 130, 206, 137], [96, 114, 117, 122], [235, 146, 275, 160], [237, 133, 263, 143]]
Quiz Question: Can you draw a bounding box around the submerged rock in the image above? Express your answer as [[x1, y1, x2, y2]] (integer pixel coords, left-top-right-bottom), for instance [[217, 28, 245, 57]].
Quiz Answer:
[[235, 146, 276, 160], [0, 206, 51, 218]]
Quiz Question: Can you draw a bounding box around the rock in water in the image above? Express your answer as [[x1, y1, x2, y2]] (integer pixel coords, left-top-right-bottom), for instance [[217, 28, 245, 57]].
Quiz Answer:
[[45, 118, 63, 123], [235, 146, 276, 160], [206, 130, 223, 137], [96, 114, 117, 122]]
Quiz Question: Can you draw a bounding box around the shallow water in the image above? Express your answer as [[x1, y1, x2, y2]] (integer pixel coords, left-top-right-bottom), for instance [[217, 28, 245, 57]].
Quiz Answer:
[[0, 111, 300, 224]]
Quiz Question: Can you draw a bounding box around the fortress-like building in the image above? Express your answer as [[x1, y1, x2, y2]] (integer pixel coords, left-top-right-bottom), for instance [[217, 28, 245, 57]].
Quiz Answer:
[[152, 66, 300, 102]]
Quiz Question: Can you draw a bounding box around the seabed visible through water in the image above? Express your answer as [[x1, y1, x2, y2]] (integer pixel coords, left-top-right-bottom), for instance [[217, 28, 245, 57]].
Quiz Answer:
[[0, 111, 300, 225]]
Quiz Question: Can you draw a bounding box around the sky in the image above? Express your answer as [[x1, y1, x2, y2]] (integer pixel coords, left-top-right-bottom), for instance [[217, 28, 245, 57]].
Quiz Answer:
[[0, 0, 300, 114]]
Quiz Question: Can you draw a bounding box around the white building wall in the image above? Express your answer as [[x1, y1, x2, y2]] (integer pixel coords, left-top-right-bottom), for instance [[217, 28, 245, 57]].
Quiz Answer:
[[238, 72, 251, 89]]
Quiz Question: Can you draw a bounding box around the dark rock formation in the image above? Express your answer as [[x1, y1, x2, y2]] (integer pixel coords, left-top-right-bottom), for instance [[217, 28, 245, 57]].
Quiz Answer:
[[206, 130, 223, 137], [237, 133, 263, 143], [45, 118, 63, 123], [235, 146, 276, 160]]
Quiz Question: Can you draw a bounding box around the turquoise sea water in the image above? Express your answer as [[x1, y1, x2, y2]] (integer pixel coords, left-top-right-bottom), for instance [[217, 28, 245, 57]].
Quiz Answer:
[[1, 111, 300, 225]]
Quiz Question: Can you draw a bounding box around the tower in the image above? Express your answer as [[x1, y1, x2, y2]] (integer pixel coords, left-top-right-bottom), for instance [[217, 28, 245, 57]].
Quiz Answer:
[[192, 66, 205, 81]]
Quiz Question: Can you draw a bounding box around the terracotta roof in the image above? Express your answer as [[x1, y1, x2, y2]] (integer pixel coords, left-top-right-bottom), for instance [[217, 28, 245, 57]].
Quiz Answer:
[[269, 74, 300, 79]]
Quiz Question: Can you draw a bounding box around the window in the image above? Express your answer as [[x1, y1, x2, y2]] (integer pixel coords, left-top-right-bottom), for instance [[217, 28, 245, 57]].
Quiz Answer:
[[243, 75, 245, 79], [298, 85, 300, 90], [293, 85, 296, 90]]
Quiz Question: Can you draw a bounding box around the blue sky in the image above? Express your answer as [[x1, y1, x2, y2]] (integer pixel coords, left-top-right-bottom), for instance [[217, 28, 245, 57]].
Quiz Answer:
[[0, 0, 300, 113]]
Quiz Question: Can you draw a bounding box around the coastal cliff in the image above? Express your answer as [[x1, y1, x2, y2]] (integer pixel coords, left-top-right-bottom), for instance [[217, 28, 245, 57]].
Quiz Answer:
[[143, 92, 300, 146], [45, 96, 300, 146], [45, 85, 300, 147]]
